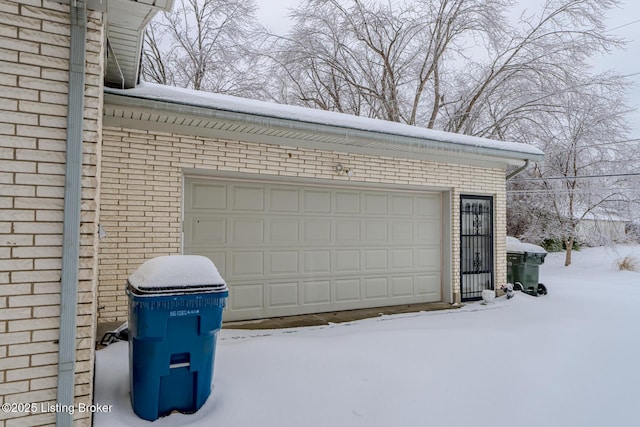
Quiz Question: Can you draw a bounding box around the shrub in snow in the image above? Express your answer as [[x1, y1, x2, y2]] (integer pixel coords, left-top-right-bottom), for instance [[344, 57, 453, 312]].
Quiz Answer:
[[542, 238, 581, 252], [617, 255, 640, 272]]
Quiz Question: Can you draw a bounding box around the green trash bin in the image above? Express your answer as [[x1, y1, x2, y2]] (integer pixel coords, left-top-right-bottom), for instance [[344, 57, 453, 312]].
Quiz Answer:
[[506, 237, 548, 296]]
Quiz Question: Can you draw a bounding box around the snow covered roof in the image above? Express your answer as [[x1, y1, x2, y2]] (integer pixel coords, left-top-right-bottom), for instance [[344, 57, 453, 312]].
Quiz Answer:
[[104, 83, 544, 167], [128, 255, 226, 294]]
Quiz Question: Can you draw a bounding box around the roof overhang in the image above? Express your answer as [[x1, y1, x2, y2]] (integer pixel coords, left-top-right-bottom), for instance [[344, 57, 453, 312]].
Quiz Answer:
[[56, 0, 174, 88], [104, 84, 544, 170], [104, 0, 174, 89]]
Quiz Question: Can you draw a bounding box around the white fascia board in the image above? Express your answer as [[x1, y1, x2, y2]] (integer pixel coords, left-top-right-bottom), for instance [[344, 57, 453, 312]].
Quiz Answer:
[[104, 87, 544, 168]]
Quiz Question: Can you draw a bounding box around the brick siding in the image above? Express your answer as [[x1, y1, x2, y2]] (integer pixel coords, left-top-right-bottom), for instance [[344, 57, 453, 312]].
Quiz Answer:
[[0, 0, 103, 425]]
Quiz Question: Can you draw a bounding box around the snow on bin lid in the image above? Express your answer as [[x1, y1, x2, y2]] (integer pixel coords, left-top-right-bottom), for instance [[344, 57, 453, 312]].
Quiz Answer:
[[128, 255, 227, 294], [506, 237, 547, 254]]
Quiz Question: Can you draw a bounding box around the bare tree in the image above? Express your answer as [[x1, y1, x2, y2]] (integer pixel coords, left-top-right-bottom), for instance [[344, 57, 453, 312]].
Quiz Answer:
[[266, 0, 624, 136], [142, 23, 171, 86], [141, 0, 267, 96], [439, 0, 624, 138], [266, 0, 510, 125], [507, 73, 633, 266]]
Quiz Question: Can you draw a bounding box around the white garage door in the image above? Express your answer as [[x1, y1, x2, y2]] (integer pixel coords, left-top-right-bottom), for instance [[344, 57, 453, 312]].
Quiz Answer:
[[184, 177, 442, 321]]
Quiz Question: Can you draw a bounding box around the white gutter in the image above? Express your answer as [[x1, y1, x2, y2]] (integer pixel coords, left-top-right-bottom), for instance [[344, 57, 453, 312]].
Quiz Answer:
[[56, 0, 86, 425]]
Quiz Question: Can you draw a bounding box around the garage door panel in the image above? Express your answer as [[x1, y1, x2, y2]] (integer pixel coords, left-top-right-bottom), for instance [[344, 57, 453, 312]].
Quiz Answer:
[[416, 248, 440, 270], [268, 251, 299, 275], [185, 216, 226, 245], [335, 191, 361, 214], [303, 280, 331, 305], [231, 218, 264, 244], [188, 182, 227, 210], [268, 282, 299, 308], [364, 249, 388, 271], [391, 221, 414, 242], [303, 219, 332, 242], [391, 276, 414, 297], [364, 277, 388, 299], [390, 249, 414, 270], [230, 284, 263, 310], [231, 185, 265, 210], [391, 195, 413, 216], [269, 219, 299, 243], [303, 250, 331, 274], [335, 220, 360, 242], [335, 249, 360, 273], [303, 189, 331, 213], [416, 274, 441, 299], [184, 178, 442, 321], [335, 278, 361, 302], [363, 221, 387, 242], [417, 195, 441, 217], [231, 251, 264, 276], [364, 193, 388, 215], [416, 221, 441, 242], [269, 188, 299, 212]]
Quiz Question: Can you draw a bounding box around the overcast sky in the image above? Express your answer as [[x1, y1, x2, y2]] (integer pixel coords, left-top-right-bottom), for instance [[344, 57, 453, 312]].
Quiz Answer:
[[254, 0, 640, 139], [597, 1, 640, 139]]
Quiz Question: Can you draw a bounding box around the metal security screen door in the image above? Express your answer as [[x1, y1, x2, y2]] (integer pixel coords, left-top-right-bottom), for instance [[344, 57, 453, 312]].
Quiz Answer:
[[460, 195, 494, 301]]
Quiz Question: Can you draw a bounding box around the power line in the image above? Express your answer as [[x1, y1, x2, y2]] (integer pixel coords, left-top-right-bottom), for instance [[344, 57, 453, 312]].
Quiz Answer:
[[512, 172, 640, 181], [532, 139, 640, 156], [587, 138, 640, 147], [507, 185, 640, 195], [540, 138, 640, 152], [607, 18, 640, 32], [507, 187, 640, 194]]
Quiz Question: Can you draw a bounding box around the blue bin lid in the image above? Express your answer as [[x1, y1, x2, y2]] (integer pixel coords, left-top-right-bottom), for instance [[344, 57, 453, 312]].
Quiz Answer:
[[128, 255, 227, 295]]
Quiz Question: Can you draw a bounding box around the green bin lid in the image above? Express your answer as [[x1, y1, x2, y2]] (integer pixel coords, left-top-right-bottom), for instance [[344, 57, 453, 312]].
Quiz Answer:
[[506, 236, 547, 255]]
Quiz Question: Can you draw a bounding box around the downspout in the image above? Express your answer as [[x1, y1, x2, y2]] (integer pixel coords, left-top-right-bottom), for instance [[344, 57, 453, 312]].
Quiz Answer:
[[57, 1, 86, 426], [506, 159, 530, 180]]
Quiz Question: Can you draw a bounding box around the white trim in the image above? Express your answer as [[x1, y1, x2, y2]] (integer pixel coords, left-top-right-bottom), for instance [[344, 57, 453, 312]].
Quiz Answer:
[[183, 169, 450, 195]]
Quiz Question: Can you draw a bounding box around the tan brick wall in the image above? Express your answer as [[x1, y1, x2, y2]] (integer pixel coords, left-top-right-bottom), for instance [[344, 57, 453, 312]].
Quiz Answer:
[[98, 127, 507, 322], [0, 0, 103, 426]]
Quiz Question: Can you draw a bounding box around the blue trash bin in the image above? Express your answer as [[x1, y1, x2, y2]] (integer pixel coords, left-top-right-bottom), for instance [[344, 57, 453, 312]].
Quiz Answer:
[[127, 255, 228, 421]]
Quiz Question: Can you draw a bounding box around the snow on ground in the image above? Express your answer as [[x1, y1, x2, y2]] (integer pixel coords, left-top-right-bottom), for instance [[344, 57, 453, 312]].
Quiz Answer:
[[94, 245, 640, 427]]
